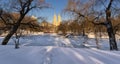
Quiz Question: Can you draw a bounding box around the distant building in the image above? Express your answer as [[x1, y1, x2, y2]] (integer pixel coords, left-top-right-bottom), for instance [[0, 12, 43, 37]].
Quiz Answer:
[[58, 14, 61, 26], [52, 13, 61, 26], [52, 13, 62, 32], [39, 13, 62, 33]]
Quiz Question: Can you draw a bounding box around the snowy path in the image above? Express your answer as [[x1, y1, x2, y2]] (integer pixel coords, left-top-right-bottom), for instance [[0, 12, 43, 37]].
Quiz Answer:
[[1, 34, 120, 64], [0, 46, 120, 64]]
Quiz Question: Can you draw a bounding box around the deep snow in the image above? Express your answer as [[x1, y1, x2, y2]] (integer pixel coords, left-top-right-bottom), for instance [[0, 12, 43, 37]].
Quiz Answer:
[[0, 34, 120, 64], [1, 46, 120, 64]]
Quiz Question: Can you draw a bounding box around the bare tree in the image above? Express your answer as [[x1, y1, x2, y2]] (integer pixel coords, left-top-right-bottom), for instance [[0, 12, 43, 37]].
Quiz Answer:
[[0, 0, 49, 45], [65, 0, 120, 50], [93, 0, 119, 50]]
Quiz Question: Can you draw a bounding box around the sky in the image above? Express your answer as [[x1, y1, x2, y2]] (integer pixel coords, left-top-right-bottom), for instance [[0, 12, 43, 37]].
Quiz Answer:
[[0, 0, 68, 23], [32, 0, 68, 23]]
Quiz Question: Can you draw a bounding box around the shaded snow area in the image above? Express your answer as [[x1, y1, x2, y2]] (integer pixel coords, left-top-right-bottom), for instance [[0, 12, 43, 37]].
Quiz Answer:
[[0, 34, 120, 64]]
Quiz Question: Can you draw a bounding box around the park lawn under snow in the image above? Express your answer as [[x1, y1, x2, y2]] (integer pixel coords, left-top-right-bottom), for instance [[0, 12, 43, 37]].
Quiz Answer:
[[0, 34, 120, 64]]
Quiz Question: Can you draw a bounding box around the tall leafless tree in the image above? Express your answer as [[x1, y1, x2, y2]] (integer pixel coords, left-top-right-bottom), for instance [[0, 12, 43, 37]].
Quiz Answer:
[[0, 0, 49, 45], [93, 0, 118, 50], [65, 0, 119, 50]]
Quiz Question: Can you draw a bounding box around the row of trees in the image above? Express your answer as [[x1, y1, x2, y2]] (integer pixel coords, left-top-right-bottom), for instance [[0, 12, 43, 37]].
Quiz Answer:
[[39, 20, 53, 33], [62, 0, 120, 50], [58, 17, 120, 36]]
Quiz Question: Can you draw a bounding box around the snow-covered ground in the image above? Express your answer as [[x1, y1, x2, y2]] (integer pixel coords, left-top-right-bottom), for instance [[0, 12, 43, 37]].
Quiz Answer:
[[0, 34, 120, 64]]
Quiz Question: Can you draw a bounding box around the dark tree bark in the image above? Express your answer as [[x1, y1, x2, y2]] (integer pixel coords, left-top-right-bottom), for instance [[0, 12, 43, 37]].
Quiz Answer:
[[106, 23, 118, 50], [2, 15, 25, 45], [81, 22, 85, 36], [105, 0, 118, 50]]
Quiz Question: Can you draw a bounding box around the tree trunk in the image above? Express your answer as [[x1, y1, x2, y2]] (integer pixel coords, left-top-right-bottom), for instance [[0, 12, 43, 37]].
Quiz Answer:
[[106, 22, 118, 50], [2, 16, 24, 45], [82, 22, 85, 36], [105, 0, 118, 50]]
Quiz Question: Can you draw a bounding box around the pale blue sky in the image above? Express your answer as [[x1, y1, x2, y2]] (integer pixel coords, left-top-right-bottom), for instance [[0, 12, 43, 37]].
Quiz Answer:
[[31, 0, 68, 23], [0, 0, 68, 23]]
